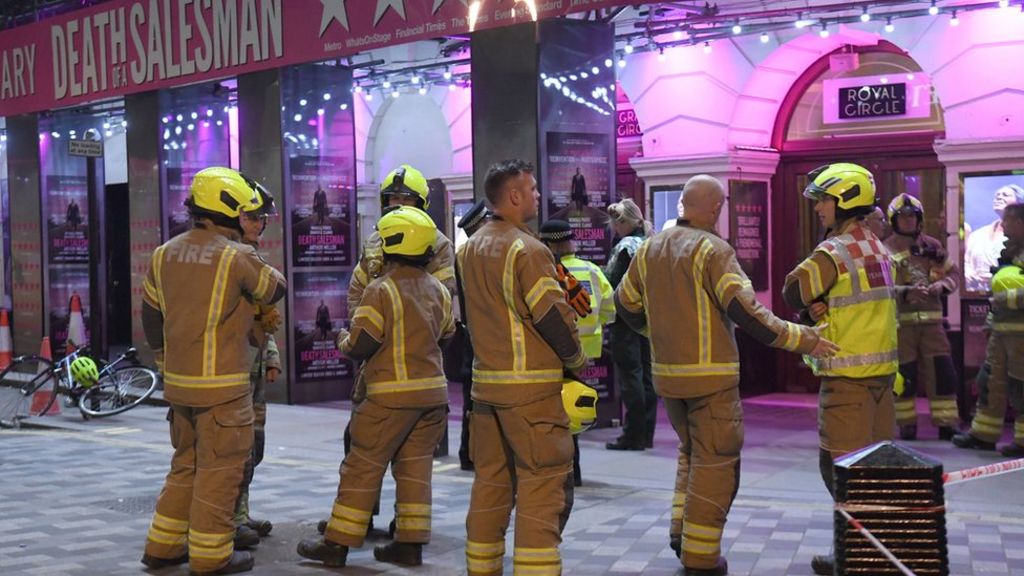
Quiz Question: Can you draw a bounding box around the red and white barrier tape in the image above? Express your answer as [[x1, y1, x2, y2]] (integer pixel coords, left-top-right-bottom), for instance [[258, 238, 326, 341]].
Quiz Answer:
[[943, 457, 1024, 486], [837, 508, 917, 576]]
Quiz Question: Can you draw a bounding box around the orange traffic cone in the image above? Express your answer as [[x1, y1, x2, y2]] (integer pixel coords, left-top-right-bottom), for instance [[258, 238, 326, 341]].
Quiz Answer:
[[66, 293, 87, 354], [0, 309, 12, 371], [30, 336, 61, 416]]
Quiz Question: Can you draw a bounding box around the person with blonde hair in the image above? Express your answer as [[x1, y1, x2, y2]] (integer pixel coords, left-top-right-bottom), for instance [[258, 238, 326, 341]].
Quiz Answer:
[[605, 198, 657, 451]]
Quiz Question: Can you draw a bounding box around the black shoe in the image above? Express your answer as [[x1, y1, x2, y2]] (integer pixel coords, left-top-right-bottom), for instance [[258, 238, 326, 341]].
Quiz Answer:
[[1001, 443, 1024, 457], [645, 438, 654, 449], [938, 426, 956, 441], [899, 424, 917, 440], [683, 557, 728, 575], [296, 538, 348, 567], [234, 525, 260, 550], [190, 551, 254, 575], [952, 433, 996, 451], [244, 517, 273, 537], [374, 541, 423, 566], [460, 460, 475, 471], [605, 437, 644, 451], [669, 535, 681, 559], [141, 552, 188, 569], [811, 554, 834, 575], [316, 519, 327, 535]]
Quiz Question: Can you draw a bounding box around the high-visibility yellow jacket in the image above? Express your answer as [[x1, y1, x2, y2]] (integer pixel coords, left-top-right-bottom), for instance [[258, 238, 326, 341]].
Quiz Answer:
[[560, 253, 614, 359], [142, 222, 287, 407], [458, 218, 586, 407], [784, 220, 898, 379], [990, 247, 1024, 334]]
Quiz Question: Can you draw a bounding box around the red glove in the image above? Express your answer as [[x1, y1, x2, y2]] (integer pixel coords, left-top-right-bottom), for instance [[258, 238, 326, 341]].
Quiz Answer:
[[556, 263, 591, 318]]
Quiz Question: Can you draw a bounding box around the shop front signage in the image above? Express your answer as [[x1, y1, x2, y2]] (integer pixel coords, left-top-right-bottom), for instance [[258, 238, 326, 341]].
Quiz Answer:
[[617, 108, 642, 137], [68, 139, 103, 157], [823, 72, 932, 124], [0, 0, 647, 117]]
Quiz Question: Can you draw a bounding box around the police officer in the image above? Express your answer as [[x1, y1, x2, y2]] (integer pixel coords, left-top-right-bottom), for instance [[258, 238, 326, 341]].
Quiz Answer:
[[298, 207, 455, 568], [616, 175, 836, 576], [954, 202, 1024, 457], [141, 168, 287, 576], [461, 159, 586, 576], [455, 200, 490, 471], [233, 186, 282, 547], [782, 163, 899, 576], [884, 193, 960, 440]]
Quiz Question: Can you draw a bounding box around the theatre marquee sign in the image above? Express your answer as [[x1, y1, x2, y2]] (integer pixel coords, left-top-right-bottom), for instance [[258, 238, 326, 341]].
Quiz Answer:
[[823, 72, 933, 124], [0, 0, 646, 117]]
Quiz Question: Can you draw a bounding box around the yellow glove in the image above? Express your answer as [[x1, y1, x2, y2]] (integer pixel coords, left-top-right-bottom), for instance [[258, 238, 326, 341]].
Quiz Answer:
[[556, 263, 591, 318], [894, 372, 905, 396]]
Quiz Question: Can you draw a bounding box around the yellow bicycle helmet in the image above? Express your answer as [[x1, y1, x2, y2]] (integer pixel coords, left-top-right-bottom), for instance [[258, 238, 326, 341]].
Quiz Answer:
[[803, 163, 876, 211], [562, 379, 598, 434], [887, 193, 924, 229], [378, 206, 437, 259], [70, 356, 100, 388], [189, 167, 264, 218], [380, 165, 430, 210]]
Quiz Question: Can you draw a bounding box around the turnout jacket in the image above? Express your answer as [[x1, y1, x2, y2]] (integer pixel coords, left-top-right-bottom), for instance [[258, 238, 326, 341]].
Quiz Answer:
[[615, 219, 821, 399], [339, 263, 456, 408], [348, 230, 456, 315], [142, 222, 287, 407], [459, 217, 587, 407], [884, 232, 958, 324]]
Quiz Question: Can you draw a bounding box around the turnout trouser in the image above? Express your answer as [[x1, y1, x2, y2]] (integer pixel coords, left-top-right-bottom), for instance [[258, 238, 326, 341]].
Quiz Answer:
[[324, 399, 446, 547], [818, 376, 895, 496], [664, 387, 743, 571], [144, 395, 254, 573], [465, 395, 574, 576], [894, 322, 959, 427], [968, 333, 1024, 447]]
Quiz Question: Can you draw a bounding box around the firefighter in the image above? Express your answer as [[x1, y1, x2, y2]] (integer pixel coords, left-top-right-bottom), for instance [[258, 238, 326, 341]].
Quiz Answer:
[[141, 167, 287, 575], [461, 159, 586, 576], [540, 218, 614, 487], [953, 202, 1024, 457], [884, 193, 960, 440], [232, 186, 283, 548], [455, 199, 491, 471], [782, 163, 899, 576], [297, 206, 456, 568], [615, 175, 836, 576]]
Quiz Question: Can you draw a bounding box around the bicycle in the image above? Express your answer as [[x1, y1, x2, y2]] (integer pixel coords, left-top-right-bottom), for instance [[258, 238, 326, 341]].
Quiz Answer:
[[0, 345, 159, 429]]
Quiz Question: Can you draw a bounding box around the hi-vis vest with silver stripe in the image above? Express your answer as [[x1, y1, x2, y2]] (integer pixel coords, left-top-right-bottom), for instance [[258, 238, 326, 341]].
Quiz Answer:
[[805, 226, 899, 378]]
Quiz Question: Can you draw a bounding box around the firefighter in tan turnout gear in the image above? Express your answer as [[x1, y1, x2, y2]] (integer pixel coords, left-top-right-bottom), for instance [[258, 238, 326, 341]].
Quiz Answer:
[[141, 167, 287, 576], [884, 193, 960, 440], [615, 175, 837, 576], [461, 159, 587, 576], [783, 163, 899, 576], [298, 206, 456, 568]]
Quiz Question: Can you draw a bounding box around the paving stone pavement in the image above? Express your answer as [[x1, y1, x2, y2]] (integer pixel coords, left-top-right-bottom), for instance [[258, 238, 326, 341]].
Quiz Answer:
[[1, 392, 1023, 575]]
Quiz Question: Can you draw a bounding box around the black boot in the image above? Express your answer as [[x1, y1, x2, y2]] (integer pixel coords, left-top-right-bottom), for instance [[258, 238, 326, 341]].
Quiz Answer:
[[296, 538, 348, 567], [190, 551, 254, 575], [244, 517, 273, 537], [1001, 443, 1024, 457], [141, 552, 188, 569], [683, 557, 728, 575], [952, 433, 996, 451], [899, 424, 917, 440], [811, 554, 834, 575], [316, 519, 327, 534], [938, 426, 956, 441], [605, 436, 644, 451], [233, 525, 259, 550], [374, 541, 423, 566]]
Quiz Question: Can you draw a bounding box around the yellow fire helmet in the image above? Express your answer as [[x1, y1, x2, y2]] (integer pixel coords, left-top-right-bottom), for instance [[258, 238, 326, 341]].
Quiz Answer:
[[189, 167, 264, 218], [992, 265, 1024, 294], [887, 193, 924, 224], [562, 379, 598, 435], [803, 163, 876, 211], [380, 164, 430, 210], [70, 356, 100, 388], [378, 206, 438, 259]]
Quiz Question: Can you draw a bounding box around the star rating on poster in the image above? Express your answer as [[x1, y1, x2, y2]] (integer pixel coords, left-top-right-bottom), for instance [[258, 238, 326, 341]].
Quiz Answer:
[[374, 0, 407, 26], [319, 0, 349, 36], [433, 0, 468, 15]]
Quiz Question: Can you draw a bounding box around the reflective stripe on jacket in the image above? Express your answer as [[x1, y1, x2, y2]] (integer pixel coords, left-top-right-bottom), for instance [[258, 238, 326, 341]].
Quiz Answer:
[[885, 232, 958, 324], [348, 230, 456, 316]]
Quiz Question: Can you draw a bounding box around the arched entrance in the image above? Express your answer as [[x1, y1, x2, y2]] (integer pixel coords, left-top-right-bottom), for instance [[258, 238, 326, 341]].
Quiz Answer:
[[769, 42, 947, 393]]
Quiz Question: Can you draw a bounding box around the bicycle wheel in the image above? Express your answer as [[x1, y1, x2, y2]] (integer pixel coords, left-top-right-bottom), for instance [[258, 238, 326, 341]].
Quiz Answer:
[[0, 356, 57, 428], [79, 366, 158, 417]]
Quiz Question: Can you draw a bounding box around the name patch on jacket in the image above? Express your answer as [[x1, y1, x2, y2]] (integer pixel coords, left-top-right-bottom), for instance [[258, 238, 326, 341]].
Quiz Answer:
[[864, 261, 891, 288]]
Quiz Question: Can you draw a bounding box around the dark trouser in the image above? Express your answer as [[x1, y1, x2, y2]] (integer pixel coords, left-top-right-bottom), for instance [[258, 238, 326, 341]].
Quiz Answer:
[[459, 378, 473, 467], [611, 321, 656, 446], [235, 375, 267, 524]]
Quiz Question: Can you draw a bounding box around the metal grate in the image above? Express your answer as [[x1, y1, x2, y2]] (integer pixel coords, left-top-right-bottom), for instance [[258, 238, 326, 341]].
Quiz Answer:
[[834, 441, 949, 575]]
